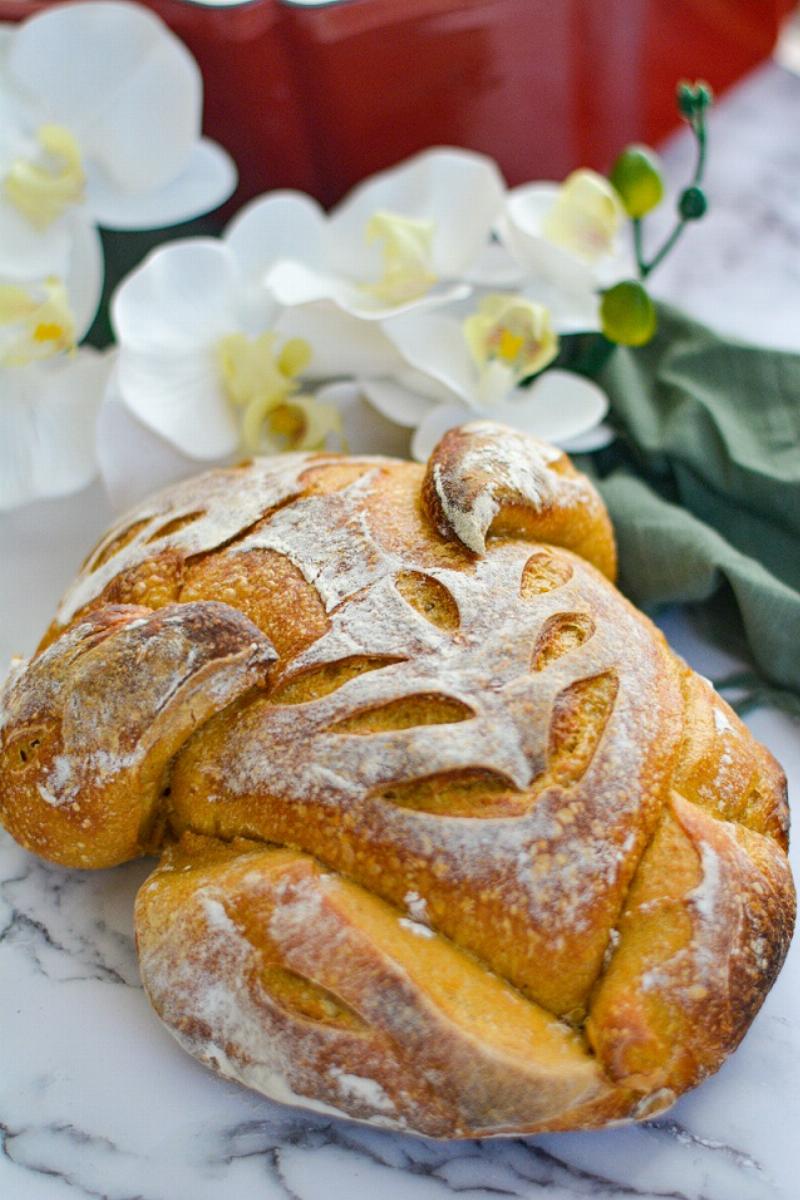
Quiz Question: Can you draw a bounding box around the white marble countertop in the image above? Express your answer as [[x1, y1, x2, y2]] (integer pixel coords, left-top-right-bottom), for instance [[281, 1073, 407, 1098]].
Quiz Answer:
[[2, 60, 799, 1200]]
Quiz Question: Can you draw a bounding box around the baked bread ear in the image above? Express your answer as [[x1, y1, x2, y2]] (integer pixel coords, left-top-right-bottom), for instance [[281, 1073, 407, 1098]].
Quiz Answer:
[[422, 420, 616, 574], [0, 603, 275, 867], [0, 424, 794, 1137]]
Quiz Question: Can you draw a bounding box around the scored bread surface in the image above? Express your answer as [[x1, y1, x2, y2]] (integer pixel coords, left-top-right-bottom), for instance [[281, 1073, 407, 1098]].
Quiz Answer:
[[0, 423, 794, 1137]]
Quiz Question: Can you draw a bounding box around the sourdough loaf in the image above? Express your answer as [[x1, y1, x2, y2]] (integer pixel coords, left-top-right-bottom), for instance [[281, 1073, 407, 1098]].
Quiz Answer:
[[0, 422, 794, 1137]]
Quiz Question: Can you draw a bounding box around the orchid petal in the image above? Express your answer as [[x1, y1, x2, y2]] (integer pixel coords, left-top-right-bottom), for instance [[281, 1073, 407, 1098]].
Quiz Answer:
[[381, 310, 477, 402], [0, 198, 73, 281], [328, 148, 506, 279], [477, 359, 517, 408], [111, 238, 247, 353], [263, 260, 341, 307], [542, 170, 625, 264], [501, 185, 599, 295], [0, 349, 110, 510], [276, 304, 403, 379], [9, 2, 201, 192], [86, 138, 235, 230], [226, 190, 328, 287], [116, 342, 238, 461], [463, 239, 527, 288], [501, 186, 635, 294], [316, 381, 412, 459], [97, 375, 205, 512], [464, 294, 559, 385], [559, 421, 616, 453], [518, 275, 601, 333], [497, 369, 609, 444], [266, 258, 468, 321], [359, 378, 439, 428], [111, 239, 281, 461], [66, 216, 104, 340], [411, 403, 473, 462], [409, 369, 608, 463]]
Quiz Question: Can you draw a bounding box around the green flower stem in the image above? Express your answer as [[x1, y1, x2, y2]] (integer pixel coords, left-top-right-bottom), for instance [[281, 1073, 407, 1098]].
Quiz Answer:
[[694, 108, 708, 177], [637, 94, 709, 281], [632, 217, 646, 277], [640, 219, 688, 279]]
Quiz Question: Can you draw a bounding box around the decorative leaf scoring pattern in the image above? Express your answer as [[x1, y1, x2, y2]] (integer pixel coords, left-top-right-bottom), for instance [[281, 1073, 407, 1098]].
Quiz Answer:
[[520, 552, 574, 597], [259, 964, 369, 1032], [145, 511, 206, 544], [531, 611, 596, 672], [271, 656, 405, 706], [547, 672, 619, 787], [375, 769, 525, 819], [5, 439, 792, 1137], [394, 571, 461, 631], [46, 453, 684, 1017], [331, 693, 474, 734], [55, 456, 678, 1015], [84, 517, 150, 572], [58, 454, 393, 625]]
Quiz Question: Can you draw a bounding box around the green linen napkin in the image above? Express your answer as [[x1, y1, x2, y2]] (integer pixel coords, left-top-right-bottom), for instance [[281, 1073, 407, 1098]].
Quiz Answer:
[[583, 304, 800, 707]]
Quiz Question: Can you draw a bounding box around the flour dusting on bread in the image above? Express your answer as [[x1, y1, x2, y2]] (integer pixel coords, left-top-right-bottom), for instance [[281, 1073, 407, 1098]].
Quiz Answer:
[[1, 424, 793, 1138]]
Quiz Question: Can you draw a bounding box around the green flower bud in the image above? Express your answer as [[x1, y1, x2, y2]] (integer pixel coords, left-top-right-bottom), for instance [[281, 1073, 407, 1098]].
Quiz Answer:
[[609, 145, 665, 218], [676, 79, 714, 120], [600, 281, 657, 347], [679, 185, 708, 220], [694, 80, 713, 109], [676, 81, 697, 118]]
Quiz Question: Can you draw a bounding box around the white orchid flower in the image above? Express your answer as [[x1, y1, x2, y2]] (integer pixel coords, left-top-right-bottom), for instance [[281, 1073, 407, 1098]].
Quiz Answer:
[[360, 293, 611, 461], [263, 147, 506, 321], [0, 275, 111, 510], [499, 169, 634, 332], [0, 1, 235, 288], [98, 372, 409, 514], [0, 86, 104, 332], [104, 205, 404, 501], [110, 237, 313, 462]]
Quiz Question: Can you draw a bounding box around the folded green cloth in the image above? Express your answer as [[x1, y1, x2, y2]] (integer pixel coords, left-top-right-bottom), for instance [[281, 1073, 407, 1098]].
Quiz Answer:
[[583, 304, 800, 707]]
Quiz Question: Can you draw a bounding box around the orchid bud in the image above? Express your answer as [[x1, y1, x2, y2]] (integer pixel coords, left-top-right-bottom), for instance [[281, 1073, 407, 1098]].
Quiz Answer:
[[679, 186, 708, 220], [600, 281, 657, 347], [609, 145, 665, 219]]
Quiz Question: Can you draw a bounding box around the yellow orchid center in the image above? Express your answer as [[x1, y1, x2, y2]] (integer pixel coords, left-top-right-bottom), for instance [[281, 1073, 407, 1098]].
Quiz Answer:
[[0, 277, 76, 366], [264, 394, 344, 454], [5, 125, 86, 230], [217, 330, 337, 452], [463, 294, 559, 398], [363, 211, 437, 305], [541, 169, 624, 263]]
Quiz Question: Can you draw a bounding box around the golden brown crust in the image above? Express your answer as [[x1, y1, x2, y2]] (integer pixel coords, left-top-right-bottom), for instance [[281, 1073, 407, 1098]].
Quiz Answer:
[[136, 834, 630, 1137], [672, 667, 789, 847], [422, 421, 617, 578], [587, 793, 795, 1096], [166, 540, 685, 1019], [0, 603, 276, 867], [0, 424, 793, 1137]]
